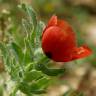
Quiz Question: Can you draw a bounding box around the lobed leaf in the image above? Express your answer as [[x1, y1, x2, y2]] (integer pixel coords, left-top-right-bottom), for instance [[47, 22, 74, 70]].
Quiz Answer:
[[36, 63, 66, 76]]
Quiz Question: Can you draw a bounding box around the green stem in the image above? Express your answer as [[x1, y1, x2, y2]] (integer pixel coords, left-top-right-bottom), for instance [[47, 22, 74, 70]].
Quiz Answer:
[[35, 56, 66, 76], [10, 84, 19, 96]]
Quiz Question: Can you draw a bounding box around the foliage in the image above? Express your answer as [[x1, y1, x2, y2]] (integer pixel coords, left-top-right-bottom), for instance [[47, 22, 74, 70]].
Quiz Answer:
[[0, 3, 67, 96], [0, 1, 95, 96]]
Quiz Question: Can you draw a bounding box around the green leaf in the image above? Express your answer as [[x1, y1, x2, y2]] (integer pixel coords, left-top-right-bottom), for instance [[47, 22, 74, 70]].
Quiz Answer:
[[20, 3, 38, 50], [30, 90, 46, 94], [21, 3, 37, 28], [30, 77, 50, 90], [19, 82, 31, 95], [0, 43, 8, 58], [36, 63, 66, 76], [24, 70, 44, 82], [35, 21, 45, 48], [19, 82, 46, 95], [0, 43, 12, 72], [23, 38, 34, 61], [10, 42, 23, 63], [22, 19, 33, 39], [25, 62, 34, 72]]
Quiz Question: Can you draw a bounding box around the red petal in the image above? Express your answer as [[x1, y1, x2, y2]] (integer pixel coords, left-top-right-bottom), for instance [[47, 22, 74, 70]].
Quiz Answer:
[[72, 45, 92, 60], [42, 15, 57, 36], [57, 19, 71, 29], [47, 15, 57, 27], [57, 19, 76, 41]]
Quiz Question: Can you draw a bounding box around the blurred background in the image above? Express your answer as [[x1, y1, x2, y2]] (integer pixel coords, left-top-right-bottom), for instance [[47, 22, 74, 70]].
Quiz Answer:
[[0, 0, 96, 96]]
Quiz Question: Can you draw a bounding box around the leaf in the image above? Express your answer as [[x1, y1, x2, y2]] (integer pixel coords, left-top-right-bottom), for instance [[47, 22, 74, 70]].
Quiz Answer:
[[0, 43, 12, 71], [10, 42, 24, 63], [21, 3, 37, 28], [24, 70, 44, 82], [25, 62, 34, 72], [30, 90, 46, 94], [19, 82, 31, 95], [35, 63, 66, 76], [30, 77, 50, 91], [23, 38, 34, 61], [20, 3, 41, 50], [35, 21, 45, 48], [0, 43, 8, 58], [22, 19, 33, 39], [19, 81, 46, 95]]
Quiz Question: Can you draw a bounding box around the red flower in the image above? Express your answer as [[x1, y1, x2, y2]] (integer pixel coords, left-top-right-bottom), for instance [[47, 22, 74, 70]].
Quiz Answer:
[[42, 15, 92, 62]]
